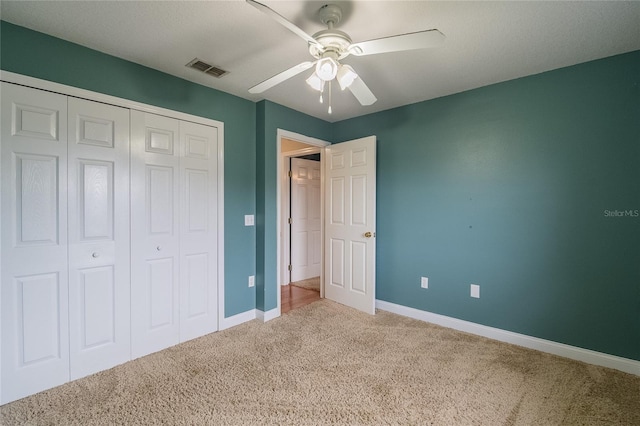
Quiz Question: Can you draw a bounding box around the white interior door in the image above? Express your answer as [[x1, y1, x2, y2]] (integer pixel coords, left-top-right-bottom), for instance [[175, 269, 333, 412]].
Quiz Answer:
[[130, 110, 180, 359], [324, 136, 376, 314], [0, 83, 70, 403], [178, 120, 218, 342], [67, 98, 130, 379], [291, 158, 321, 282]]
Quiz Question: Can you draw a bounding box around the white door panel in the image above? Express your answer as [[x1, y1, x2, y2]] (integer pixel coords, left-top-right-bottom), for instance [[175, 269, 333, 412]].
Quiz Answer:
[[147, 257, 176, 327], [324, 136, 376, 314], [291, 158, 321, 281], [179, 120, 218, 342], [15, 154, 60, 245], [76, 266, 115, 347], [131, 111, 180, 359], [1, 83, 70, 404], [67, 98, 130, 380], [17, 273, 62, 363]]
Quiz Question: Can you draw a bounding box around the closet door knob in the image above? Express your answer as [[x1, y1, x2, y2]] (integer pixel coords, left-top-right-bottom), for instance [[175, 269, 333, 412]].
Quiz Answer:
[[92, 252, 100, 258], [156, 246, 162, 251]]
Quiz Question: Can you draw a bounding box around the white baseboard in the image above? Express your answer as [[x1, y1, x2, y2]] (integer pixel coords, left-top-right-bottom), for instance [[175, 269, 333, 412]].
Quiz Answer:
[[376, 300, 640, 376], [219, 309, 256, 331], [219, 306, 281, 331], [256, 307, 280, 322]]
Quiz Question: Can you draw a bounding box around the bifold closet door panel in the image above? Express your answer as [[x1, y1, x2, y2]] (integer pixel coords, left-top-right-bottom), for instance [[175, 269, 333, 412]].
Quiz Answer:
[[130, 110, 180, 359], [0, 83, 70, 404], [67, 98, 131, 380], [179, 120, 218, 342]]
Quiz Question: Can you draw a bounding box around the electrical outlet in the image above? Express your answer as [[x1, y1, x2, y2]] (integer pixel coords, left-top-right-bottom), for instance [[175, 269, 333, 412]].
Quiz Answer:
[[470, 284, 480, 298], [244, 215, 254, 226], [248, 275, 255, 288], [421, 277, 429, 289]]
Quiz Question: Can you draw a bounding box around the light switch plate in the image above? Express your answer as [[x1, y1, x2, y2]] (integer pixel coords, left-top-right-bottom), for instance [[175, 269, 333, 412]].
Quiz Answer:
[[470, 284, 480, 298], [421, 277, 428, 289], [244, 215, 254, 226]]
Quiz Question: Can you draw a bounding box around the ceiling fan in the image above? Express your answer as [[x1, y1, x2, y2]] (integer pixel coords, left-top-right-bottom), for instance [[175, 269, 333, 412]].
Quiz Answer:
[[247, 0, 445, 113]]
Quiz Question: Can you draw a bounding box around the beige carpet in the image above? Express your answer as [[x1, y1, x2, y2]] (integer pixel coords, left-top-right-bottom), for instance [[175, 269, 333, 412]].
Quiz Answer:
[[290, 276, 320, 291], [1, 300, 639, 425]]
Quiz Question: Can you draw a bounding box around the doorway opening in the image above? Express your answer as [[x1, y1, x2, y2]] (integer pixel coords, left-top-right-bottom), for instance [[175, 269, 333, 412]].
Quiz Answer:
[[276, 129, 330, 315], [289, 155, 321, 285]]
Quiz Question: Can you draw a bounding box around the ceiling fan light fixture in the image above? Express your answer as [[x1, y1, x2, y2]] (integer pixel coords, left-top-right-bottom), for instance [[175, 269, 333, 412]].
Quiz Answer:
[[306, 72, 324, 91], [337, 64, 358, 90], [315, 57, 338, 81], [247, 1, 445, 110]]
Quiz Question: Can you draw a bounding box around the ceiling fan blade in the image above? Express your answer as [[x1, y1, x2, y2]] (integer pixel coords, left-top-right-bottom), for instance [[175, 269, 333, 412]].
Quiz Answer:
[[348, 76, 377, 106], [246, 0, 319, 47], [249, 61, 315, 94], [349, 29, 445, 56]]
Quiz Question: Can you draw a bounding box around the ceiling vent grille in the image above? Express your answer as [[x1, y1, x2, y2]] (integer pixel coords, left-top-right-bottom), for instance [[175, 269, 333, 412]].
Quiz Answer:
[[186, 58, 228, 78]]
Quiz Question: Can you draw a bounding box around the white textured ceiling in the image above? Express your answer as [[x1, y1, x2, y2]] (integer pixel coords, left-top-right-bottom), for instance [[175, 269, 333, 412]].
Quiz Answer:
[[2, 1, 639, 122]]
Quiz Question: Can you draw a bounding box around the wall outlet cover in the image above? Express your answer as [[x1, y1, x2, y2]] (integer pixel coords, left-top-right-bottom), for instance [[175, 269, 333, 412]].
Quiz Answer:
[[248, 275, 255, 287], [421, 277, 429, 289], [470, 284, 480, 298], [244, 215, 254, 226]]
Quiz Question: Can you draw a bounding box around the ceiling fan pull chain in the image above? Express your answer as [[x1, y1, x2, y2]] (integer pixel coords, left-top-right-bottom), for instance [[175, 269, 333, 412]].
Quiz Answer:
[[328, 81, 333, 114]]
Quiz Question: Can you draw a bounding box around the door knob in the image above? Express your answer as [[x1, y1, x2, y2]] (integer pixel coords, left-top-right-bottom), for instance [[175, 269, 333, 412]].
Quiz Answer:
[[364, 232, 372, 238], [156, 246, 162, 251], [92, 252, 100, 258]]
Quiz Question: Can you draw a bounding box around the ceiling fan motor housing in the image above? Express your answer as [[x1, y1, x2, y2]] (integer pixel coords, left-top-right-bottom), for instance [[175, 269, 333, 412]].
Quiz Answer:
[[309, 4, 352, 60], [310, 29, 352, 59], [319, 4, 343, 27]]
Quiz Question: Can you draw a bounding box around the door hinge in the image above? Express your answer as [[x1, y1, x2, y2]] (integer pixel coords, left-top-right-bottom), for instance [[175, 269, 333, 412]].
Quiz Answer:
[[288, 170, 292, 178], [288, 264, 292, 271], [288, 217, 292, 224]]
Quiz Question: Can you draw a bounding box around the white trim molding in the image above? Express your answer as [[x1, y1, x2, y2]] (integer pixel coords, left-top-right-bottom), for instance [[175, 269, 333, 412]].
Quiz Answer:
[[277, 129, 330, 148], [219, 306, 280, 330], [376, 300, 640, 376], [219, 309, 256, 331], [256, 308, 280, 323], [0, 71, 223, 128]]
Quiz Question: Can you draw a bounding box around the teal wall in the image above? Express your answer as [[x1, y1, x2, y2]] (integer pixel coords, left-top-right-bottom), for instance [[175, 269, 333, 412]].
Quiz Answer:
[[255, 101, 332, 311], [2, 21, 638, 360], [333, 51, 640, 360], [0, 21, 257, 317]]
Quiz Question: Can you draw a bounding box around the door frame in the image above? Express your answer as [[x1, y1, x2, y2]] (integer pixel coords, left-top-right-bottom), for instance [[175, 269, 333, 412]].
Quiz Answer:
[[276, 129, 329, 314]]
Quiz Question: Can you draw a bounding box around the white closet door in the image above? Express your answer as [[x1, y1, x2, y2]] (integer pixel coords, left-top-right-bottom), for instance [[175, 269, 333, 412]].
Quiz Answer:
[[291, 158, 321, 282], [179, 121, 218, 342], [0, 83, 70, 404], [67, 98, 130, 379], [130, 111, 180, 359]]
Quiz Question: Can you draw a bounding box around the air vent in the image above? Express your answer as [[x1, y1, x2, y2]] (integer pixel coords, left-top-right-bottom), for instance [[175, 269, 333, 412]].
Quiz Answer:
[[186, 58, 228, 78]]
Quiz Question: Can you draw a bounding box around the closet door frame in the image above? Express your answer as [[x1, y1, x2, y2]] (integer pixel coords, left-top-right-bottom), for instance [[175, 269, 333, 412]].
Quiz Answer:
[[0, 71, 226, 347]]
